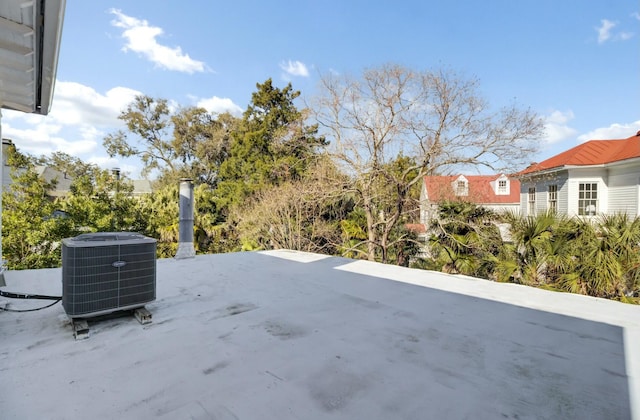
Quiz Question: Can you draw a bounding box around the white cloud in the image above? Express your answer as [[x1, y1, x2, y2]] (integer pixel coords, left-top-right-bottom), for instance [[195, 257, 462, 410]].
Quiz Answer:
[[3, 119, 97, 157], [196, 96, 243, 116], [595, 18, 635, 43], [50, 81, 141, 127], [632, 12, 640, 21], [2, 80, 142, 160], [620, 32, 634, 40], [2, 80, 241, 179], [279, 60, 310, 77], [596, 19, 617, 44], [109, 9, 207, 74], [577, 121, 640, 142], [543, 110, 577, 144]]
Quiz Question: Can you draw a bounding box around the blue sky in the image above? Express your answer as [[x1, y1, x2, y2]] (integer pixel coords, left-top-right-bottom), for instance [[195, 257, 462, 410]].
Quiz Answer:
[[3, 0, 639, 178]]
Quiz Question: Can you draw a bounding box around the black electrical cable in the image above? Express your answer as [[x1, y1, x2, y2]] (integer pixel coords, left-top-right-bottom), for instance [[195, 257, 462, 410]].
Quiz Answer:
[[0, 299, 61, 312], [0, 290, 62, 300], [0, 289, 63, 312]]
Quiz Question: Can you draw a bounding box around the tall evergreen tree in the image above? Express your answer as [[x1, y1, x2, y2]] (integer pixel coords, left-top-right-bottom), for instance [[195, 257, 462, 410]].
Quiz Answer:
[[216, 79, 326, 211]]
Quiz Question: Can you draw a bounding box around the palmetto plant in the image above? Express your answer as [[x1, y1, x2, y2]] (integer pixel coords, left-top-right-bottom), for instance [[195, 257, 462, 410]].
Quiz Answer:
[[429, 205, 640, 303], [498, 212, 640, 301], [559, 214, 640, 299], [427, 201, 501, 278], [497, 213, 568, 286]]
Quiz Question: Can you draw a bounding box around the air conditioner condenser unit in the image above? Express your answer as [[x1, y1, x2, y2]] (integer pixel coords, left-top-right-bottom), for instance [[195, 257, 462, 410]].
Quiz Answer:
[[61, 232, 157, 318]]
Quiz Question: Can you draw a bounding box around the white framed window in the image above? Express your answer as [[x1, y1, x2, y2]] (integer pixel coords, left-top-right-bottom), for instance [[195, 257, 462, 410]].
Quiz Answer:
[[578, 183, 597, 216], [548, 185, 557, 213], [455, 180, 468, 196], [498, 179, 507, 194], [528, 187, 536, 215]]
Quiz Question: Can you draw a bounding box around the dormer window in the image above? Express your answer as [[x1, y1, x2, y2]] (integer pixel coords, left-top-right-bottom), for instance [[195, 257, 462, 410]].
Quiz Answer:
[[498, 180, 507, 193], [455, 179, 468, 196], [494, 175, 510, 195]]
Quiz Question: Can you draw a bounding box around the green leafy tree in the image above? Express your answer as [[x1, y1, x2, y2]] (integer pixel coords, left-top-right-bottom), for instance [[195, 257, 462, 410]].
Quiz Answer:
[[340, 208, 369, 259], [171, 109, 239, 187], [103, 95, 176, 178], [137, 182, 228, 257], [36, 151, 97, 179], [103, 95, 242, 191], [136, 184, 179, 257], [2, 147, 75, 269], [61, 168, 144, 233], [192, 183, 232, 253]]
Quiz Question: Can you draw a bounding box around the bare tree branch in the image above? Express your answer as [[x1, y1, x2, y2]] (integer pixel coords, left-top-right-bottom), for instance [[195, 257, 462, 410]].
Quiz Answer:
[[311, 63, 545, 263]]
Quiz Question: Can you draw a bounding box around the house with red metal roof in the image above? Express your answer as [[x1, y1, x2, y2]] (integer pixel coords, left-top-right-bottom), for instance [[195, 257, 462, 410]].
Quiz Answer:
[[518, 132, 640, 217], [419, 174, 521, 227]]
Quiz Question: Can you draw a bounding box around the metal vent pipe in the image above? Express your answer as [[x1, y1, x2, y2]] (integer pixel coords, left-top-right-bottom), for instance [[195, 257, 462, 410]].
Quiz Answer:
[[175, 178, 195, 259]]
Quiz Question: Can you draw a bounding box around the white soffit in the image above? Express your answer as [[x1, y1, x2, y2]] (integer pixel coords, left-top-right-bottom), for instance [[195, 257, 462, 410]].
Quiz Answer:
[[0, 0, 65, 115]]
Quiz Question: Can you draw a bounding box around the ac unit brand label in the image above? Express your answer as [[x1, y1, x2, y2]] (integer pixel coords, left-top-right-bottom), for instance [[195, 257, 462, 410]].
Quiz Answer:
[[112, 260, 127, 268]]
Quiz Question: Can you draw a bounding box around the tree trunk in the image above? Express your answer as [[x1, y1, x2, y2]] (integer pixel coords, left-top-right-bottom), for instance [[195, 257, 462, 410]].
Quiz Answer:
[[363, 197, 376, 261]]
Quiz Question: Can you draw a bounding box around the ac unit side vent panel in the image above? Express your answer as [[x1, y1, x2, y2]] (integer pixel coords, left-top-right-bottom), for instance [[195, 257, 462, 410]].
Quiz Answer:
[[62, 233, 157, 317]]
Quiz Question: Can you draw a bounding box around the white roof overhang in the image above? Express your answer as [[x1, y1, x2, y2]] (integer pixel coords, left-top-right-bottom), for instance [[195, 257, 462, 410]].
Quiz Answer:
[[0, 0, 65, 115]]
